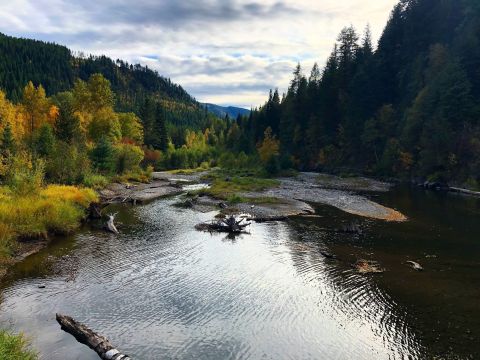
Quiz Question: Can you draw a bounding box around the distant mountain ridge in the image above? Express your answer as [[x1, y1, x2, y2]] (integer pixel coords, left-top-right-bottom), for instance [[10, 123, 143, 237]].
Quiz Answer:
[[203, 103, 250, 119]]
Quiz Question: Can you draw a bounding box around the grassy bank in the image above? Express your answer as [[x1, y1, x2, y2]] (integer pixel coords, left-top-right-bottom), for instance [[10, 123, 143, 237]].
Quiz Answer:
[[0, 185, 97, 275], [0, 330, 37, 360], [195, 170, 280, 204]]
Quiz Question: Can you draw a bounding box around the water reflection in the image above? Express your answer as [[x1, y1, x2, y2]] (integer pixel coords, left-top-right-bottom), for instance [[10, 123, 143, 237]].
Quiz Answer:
[[0, 188, 479, 359]]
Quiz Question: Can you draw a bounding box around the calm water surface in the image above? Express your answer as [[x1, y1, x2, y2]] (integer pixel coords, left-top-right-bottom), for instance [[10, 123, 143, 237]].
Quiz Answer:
[[0, 186, 479, 359]]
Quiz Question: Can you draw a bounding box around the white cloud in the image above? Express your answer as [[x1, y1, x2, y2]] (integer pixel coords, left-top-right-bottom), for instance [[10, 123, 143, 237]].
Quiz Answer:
[[0, 0, 399, 107]]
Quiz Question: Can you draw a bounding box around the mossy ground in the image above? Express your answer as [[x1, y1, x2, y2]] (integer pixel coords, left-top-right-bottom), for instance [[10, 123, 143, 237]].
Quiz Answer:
[[194, 170, 280, 204]]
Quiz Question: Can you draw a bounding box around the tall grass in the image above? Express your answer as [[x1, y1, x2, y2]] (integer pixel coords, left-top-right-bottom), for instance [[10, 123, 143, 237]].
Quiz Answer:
[[0, 185, 98, 246], [0, 223, 15, 269], [0, 330, 37, 360]]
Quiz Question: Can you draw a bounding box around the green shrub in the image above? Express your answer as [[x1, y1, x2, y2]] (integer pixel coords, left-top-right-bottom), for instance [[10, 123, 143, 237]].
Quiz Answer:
[[5, 153, 44, 196], [114, 143, 144, 174], [227, 194, 245, 204], [113, 166, 153, 184], [82, 173, 109, 189], [219, 151, 257, 170], [46, 142, 91, 184], [264, 155, 280, 175]]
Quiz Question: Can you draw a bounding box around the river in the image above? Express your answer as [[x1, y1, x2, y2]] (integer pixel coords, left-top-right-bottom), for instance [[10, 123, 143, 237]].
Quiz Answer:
[[0, 185, 479, 359]]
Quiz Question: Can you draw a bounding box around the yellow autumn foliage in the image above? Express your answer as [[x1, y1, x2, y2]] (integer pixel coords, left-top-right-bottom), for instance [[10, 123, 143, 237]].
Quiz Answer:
[[0, 185, 98, 241], [257, 127, 280, 163]]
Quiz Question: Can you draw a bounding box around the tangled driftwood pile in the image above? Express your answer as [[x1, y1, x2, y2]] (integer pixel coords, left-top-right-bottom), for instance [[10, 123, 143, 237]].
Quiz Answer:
[[196, 215, 251, 233]]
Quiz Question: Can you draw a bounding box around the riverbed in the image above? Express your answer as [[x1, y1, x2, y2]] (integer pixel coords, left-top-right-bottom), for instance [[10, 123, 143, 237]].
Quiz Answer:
[[0, 185, 479, 359]]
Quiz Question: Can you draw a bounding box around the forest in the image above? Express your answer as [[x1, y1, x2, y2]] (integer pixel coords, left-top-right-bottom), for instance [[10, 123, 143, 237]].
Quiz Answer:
[[228, 0, 480, 187], [2, 0, 480, 189]]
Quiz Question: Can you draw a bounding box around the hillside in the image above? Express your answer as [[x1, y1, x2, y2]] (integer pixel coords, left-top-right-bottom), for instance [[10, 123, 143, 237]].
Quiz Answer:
[[0, 32, 209, 129]]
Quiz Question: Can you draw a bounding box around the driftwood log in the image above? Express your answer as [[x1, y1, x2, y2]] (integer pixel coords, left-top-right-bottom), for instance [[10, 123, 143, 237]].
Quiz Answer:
[[56, 314, 130, 360], [106, 213, 119, 234], [196, 215, 251, 233], [406, 260, 424, 271]]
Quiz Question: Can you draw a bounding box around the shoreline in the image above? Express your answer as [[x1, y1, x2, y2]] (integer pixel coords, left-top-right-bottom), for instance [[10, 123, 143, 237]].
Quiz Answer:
[[0, 170, 439, 281]]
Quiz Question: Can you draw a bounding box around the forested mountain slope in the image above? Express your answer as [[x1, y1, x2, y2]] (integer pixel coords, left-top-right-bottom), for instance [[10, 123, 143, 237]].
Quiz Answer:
[[235, 0, 480, 186], [0, 32, 208, 129]]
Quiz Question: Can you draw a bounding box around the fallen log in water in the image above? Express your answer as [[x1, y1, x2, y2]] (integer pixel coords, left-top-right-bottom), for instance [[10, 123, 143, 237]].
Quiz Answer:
[[56, 313, 130, 359], [449, 187, 480, 197]]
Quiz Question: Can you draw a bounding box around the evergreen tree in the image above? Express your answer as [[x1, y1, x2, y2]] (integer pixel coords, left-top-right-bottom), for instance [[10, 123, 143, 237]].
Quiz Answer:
[[90, 137, 115, 173], [35, 124, 55, 158], [0, 122, 15, 157], [155, 103, 169, 152], [54, 92, 81, 143]]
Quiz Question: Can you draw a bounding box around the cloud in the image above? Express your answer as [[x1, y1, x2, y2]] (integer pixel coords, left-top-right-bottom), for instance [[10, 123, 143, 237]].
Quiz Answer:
[[0, 0, 399, 107]]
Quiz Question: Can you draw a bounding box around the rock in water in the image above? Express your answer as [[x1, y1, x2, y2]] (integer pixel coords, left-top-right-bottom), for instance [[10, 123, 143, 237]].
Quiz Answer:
[[406, 260, 423, 271]]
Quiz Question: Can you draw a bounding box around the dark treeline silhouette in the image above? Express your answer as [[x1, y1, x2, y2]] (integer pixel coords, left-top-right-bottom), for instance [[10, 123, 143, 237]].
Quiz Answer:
[[229, 0, 480, 186]]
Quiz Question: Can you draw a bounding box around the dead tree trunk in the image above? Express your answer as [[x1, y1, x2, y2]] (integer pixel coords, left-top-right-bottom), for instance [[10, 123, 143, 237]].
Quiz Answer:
[[106, 213, 119, 234], [56, 313, 130, 360]]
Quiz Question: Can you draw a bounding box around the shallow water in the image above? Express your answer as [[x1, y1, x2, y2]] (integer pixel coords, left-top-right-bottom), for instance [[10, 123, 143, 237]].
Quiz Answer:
[[0, 186, 479, 359]]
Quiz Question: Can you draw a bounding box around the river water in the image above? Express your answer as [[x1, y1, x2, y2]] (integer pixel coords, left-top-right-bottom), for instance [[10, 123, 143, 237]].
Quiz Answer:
[[0, 186, 479, 359]]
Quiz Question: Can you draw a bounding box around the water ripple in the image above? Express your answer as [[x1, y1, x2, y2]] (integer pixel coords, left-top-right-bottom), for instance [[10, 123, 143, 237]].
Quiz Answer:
[[0, 196, 425, 359]]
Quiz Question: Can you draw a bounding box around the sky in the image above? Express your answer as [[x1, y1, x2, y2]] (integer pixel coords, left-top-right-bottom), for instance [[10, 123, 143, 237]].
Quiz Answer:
[[0, 0, 399, 108]]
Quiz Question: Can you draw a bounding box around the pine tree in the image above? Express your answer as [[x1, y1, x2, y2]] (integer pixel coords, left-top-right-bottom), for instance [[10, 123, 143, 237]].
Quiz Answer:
[[54, 92, 81, 143], [90, 137, 115, 173], [155, 103, 169, 152], [35, 124, 55, 158], [0, 122, 15, 157]]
